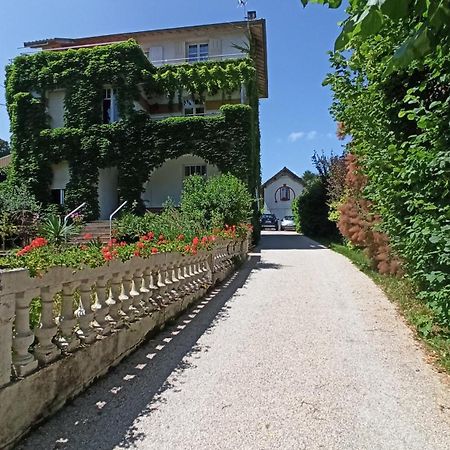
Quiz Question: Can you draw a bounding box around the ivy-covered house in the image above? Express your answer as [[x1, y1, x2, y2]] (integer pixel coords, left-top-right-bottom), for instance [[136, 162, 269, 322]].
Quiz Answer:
[[6, 17, 268, 220]]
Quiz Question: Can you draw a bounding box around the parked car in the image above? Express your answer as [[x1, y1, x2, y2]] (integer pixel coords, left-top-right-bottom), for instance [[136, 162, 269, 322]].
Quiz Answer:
[[260, 213, 278, 230], [280, 215, 295, 231]]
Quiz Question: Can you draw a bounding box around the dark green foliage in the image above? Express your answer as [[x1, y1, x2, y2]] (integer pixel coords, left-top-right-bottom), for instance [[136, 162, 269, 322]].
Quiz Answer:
[[292, 178, 338, 238], [324, 11, 450, 325], [181, 174, 253, 229], [0, 182, 40, 249], [301, 0, 450, 71], [5, 41, 261, 235]]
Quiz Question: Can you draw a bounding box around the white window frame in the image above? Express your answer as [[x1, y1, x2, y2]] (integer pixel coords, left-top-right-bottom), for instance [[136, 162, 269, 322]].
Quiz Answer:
[[183, 98, 206, 116], [102, 87, 119, 124], [186, 43, 209, 63], [184, 164, 207, 178]]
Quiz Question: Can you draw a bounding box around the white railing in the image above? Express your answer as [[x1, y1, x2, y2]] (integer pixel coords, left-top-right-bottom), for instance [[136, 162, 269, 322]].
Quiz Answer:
[[0, 237, 248, 388], [149, 52, 247, 67]]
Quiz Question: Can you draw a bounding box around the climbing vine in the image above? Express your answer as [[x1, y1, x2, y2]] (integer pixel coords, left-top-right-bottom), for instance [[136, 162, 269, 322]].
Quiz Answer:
[[5, 40, 260, 231]]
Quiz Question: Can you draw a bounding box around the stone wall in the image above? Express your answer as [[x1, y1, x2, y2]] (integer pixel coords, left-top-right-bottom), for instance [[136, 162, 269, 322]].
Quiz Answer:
[[0, 237, 248, 448]]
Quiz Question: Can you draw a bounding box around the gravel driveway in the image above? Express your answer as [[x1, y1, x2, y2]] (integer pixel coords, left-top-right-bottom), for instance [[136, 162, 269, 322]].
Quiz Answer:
[[18, 232, 450, 450]]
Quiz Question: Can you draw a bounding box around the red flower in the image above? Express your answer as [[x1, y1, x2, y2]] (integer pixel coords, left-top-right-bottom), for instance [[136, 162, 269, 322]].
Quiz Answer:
[[158, 234, 164, 241], [103, 251, 113, 261], [192, 236, 199, 246], [133, 250, 140, 257], [119, 241, 126, 247], [209, 235, 216, 242], [201, 236, 208, 245], [184, 244, 191, 252], [83, 233, 93, 240], [178, 234, 185, 241], [136, 242, 145, 249], [147, 231, 154, 240], [151, 247, 158, 254], [80, 245, 88, 251]]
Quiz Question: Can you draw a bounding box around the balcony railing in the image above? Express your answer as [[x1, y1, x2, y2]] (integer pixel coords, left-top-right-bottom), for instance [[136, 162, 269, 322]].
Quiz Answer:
[[149, 52, 247, 67]]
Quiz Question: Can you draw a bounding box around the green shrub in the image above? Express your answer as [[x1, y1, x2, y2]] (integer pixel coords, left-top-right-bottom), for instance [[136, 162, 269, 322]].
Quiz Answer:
[[181, 174, 253, 229], [114, 206, 204, 244], [39, 214, 78, 245], [0, 182, 40, 249], [293, 178, 338, 238]]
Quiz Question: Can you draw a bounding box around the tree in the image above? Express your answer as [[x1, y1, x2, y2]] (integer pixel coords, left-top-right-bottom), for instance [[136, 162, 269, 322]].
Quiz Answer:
[[0, 138, 9, 157], [300, 0, 450, 72]]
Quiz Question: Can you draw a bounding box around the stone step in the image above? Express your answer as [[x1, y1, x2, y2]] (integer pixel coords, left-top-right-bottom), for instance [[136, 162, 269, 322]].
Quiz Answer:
[[70, 221, 114, 245]]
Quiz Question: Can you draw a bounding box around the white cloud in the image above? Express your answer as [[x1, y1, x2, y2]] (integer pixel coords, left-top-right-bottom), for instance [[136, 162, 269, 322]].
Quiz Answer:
[[288, 130, 319, 143], [288, 131, 305, 142], [306, 130, 318, 140]]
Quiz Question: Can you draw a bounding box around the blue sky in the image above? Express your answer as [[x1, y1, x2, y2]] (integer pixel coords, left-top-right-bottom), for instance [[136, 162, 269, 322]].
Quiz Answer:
[[0, 0, 346, 180]]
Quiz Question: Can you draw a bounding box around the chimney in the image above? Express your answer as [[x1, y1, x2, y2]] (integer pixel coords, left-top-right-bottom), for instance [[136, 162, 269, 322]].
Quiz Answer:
[[247, 10, 257, 21]]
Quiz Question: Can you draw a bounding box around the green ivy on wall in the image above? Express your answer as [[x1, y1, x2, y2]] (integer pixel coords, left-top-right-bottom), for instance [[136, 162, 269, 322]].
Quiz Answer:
[[5, 40, 261, 228]]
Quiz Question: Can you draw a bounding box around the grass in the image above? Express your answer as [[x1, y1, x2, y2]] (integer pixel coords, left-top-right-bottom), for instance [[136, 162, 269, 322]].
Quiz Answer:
[[318, 237, 450, 375]]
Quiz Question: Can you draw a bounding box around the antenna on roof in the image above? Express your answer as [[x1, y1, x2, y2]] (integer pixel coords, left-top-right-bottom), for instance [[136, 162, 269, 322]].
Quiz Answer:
[[237, 0, 248, 19]]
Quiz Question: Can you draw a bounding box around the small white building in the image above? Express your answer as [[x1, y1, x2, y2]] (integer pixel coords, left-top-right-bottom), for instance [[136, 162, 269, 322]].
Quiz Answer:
[[262, 167, 304, 220]]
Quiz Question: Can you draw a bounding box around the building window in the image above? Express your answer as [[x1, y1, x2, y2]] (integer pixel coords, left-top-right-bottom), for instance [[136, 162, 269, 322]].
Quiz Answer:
[[184, 165, 207, 177], [50, 189, 65, 205], [183, 98, 205, 116], [187, 43, 209, 63], [102, 88, 119, 124], [280, 186, 290, 201]]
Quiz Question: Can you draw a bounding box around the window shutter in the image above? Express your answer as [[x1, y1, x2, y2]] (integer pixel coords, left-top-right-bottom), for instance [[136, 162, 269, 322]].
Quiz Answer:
[[209, 39, 222, 59], [148, 46, 163, 65]]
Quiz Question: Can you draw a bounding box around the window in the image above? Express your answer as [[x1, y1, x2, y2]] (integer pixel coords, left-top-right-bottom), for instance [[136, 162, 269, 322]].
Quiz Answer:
[[50, 189, 65, 205], [280, 186, 290, 201], [102, 88, 119, 124], [184, 165, 207, 177], [187, 43, 209, 63], [183, 98, 205, 116]]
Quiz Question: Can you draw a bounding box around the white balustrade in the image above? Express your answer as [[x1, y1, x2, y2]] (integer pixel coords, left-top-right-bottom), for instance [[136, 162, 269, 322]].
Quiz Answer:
[[0, 236, 248, 387]]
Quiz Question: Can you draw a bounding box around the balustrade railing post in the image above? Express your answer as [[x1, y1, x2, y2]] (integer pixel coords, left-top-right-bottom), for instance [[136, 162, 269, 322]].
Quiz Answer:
[[131, 269, 144, 317], [0, 292, 15, 387], [12, 290, 39, 376], [57, 282, 80, 352], [120, 271, 134, 321], [34, 286, 61, 364], [93, 276, 111, 335], [75, 280, 97, 344], [108, 273, 124, 328]]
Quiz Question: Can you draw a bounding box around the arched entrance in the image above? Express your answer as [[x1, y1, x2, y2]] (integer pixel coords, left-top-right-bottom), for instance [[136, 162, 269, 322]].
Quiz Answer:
[[141, 154, 220, 210]]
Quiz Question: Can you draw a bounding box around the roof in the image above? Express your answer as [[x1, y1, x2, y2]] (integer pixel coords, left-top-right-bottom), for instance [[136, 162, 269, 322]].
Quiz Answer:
[[0, 154, 11, 169], [262, 167, 304, 189], [24, 19, 268, 98]]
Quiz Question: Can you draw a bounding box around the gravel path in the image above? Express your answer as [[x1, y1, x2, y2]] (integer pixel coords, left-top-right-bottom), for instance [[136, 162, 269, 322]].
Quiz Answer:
[[18, 232, 450, 450]]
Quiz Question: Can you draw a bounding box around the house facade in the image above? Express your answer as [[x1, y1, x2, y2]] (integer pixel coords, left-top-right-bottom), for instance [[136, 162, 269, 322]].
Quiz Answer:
[[262, 167, 304, 220], [7, 15, 267, 220]]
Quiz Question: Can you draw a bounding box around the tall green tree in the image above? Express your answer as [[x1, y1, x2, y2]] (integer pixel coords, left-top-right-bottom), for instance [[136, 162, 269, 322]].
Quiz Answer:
[[301, 0, 450, 71]]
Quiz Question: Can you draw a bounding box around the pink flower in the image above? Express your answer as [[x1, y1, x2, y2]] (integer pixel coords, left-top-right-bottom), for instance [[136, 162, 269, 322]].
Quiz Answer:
[[151, 247, 158, 254]]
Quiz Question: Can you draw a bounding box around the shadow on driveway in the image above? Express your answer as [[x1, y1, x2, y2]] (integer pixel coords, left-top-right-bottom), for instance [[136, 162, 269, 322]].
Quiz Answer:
[[18, 252, 280, 450], [259, 232, 326, 251]]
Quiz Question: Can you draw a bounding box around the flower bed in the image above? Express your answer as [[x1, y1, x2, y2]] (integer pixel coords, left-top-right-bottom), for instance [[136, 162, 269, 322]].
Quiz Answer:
[[0, 223, 251, 276]]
